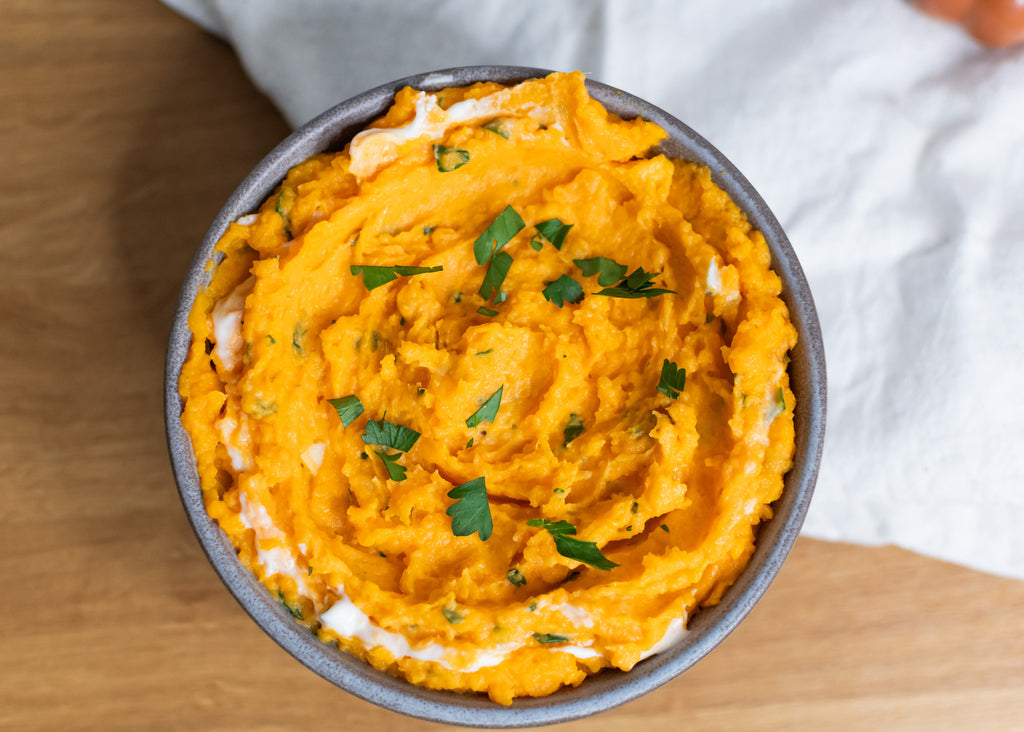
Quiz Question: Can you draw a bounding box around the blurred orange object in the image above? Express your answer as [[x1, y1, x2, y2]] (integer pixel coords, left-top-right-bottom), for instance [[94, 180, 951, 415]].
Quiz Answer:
[[913, 0, 1024, 47]]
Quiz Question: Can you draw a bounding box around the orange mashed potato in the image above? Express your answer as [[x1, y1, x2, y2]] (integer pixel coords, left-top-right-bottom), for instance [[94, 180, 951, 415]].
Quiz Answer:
[[179, 71, 796, 705]]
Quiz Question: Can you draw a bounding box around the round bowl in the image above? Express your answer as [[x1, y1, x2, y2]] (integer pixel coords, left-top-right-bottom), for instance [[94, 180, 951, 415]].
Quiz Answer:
[[165, 65, 826, 728]]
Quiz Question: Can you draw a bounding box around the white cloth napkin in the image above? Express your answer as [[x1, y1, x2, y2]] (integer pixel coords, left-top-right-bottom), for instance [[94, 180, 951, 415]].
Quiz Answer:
[[163, 0, 1024, 580]]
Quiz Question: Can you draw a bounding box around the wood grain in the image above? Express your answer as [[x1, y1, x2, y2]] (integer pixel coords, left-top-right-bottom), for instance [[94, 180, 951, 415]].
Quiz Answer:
[[1, 2, 1021, 729]]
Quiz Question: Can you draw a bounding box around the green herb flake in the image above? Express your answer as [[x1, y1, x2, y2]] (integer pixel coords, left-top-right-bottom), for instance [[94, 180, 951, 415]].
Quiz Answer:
[[507, 568, 526, 587], [275, 189, 293, 238], [442, 606, 464, 624], [657, 359, 687, 399], [706, 313, 715, 324], [563, 413, 585, 446], [378, 550, 387, 558], [350, 264, 443, 291], [631, 501, 639, 514], [362, 416, 421, 452], [477, 306, 499, 317], [542, 275, 584, 308], [267, 334, 276, 344], [528, 602, 538, 612], [473, 205, 525, 265], [433, 144, 471, 172], [479, 250, 513, 301], [374, 449, 408, 481], [371, 330, 380, 350], [277, 591, 303, 620], [446, 477, 493, 541], [594, 267, 675, 299], [466, 385, 503, 428], [526, 518, 619, 570], [767, 387, 787, 422], [475, 349, 493, 356], [534, 219, 573, 251], [483, 119, 510, 139], [423, 225, 436, 236], [532, 632, 570, 644], [574, 256, 628, 287], [466, 438, 474, 449], [626, 525, 632, 532], [328, 394, 364, 428], [292, 323, 307, 355], [660, 524, 670, 533], [553, 488, 565, 495], [247, 400, 278, 419], [416, 387, 426, 396], [307, 566, 313, 576], [529, 235, 544, 252]]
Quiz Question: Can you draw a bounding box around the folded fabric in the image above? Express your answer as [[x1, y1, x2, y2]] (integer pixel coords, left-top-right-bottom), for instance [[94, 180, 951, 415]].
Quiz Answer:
[[163, 0, 1024, 580]]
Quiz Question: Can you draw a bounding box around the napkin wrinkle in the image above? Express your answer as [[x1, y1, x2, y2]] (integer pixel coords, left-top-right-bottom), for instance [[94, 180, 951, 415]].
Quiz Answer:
[[161, 0, 1024, 581]]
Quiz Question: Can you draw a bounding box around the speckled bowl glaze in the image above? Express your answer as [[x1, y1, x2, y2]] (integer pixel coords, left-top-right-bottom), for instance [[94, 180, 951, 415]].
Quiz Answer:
[[165, 65, 826, 728]]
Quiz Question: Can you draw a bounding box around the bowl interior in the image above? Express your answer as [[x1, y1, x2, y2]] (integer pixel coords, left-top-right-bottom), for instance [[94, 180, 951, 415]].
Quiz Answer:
[[165, 65, 826, 728]]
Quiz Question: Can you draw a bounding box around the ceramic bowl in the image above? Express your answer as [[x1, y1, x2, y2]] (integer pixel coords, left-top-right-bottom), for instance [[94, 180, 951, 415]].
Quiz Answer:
[[165, 65, 826, 728]]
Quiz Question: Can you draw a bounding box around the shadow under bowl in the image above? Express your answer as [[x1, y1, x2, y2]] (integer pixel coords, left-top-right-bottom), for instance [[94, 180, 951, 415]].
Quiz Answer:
[[165, 65, 827, 728]]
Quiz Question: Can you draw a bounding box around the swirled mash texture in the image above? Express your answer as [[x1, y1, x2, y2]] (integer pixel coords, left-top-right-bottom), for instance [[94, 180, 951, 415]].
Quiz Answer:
[[179, 71, 796, 704]]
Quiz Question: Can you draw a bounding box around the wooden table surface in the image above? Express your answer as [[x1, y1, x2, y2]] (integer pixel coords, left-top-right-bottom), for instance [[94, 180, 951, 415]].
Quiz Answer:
[[2, 2, 1022, 729]]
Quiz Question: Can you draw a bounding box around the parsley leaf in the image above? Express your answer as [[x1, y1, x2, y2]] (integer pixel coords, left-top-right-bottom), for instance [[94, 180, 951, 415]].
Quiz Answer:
[[563, 413, 585, 446], [478, 250, 513, 301], [442, 606, 464, 624], [532, 633, 570, 644], [657, 360, 687, 399], [542, 275, 584, 307], [362, 416, 420, 452], [483, 119, 510, 139], [466, 385, 503, 428], [477, 306, 499, 317], [446, 477, 493, 541], [350, 264, 443, 291], [507, 568, 526, 587], [328, 395, 364, 427], [767, 387, 787, 422], [433, 144, 470, 172], [534, 219, 572, 251], [473, 205, 525, 265], [594, 267, 675, 299], [574, 256, 628, 287], [374, 449, 408, 481], [527, 517, 619, 570]]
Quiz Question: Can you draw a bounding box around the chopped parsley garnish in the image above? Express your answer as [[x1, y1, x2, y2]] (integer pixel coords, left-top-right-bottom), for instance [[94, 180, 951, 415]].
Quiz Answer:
[[507, 568, 526, 587], [474, 206, 524, 302], [275, 188, 293, 238], [328, 395, 364, 427], [660, 524, 670, 533], [374, 449, 408, 481], [529, 235, 544, 252], [466, 385, 503, 428], [433, 144, 470, 172], [483, 119, 510, 139], [542, 275, 584, 307], [473, 205, 525, 265], [574, 256, 628, 286], [533, 219, 572, 251], [526, 518, 618, 570], [423, 225, 436, 236], [350, 264, 443, 291], [475, 349, 493, 356], [466, 438, 474, 448], [563, 413, 585, 446], [277, 590, 303, 620], [442, 606, 464, 624], [657, 359, 687, 399], [479, 250, 513, 301], [446, 477, 493, 541], [532, 633, 570, 644], [292, 322, 306, 355], [767, 387, 787, 422], [477, 306, 498, 317], [362, 416, 421, 452], [594, 267, 675, 299]]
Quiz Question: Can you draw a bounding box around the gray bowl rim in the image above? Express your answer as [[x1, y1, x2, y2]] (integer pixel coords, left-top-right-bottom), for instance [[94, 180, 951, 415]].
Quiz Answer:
[[164, 64, 826, 728]]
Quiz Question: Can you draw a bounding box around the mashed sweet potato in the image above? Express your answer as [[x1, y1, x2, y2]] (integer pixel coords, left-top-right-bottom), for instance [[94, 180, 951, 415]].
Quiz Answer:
[[178, 71, 796, 705]]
